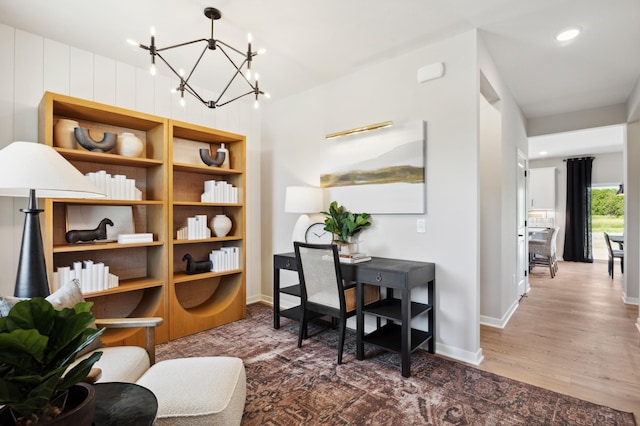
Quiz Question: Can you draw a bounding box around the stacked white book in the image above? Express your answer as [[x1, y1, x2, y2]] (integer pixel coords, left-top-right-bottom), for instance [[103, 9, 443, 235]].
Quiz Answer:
[[209, 247, 240, 272], [176, 215, 212, 240], [85, 170, 142, 200], [53, 260, 119, 293], [117, 233, 153, 244], [201, 180, 238, 203]]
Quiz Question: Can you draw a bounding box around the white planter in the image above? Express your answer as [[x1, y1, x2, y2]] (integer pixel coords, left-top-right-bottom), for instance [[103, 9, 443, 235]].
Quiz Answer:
[[54, 119, 79, 149], [211, 214, 232, 237], [116, 132, 144, 157]]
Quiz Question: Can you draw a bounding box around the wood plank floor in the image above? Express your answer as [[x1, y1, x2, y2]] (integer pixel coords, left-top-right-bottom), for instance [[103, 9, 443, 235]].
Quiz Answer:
[[479, 260, 640, 417]]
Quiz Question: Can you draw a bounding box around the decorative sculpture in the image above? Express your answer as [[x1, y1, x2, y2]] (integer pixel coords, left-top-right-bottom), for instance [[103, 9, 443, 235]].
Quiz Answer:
[[65, 218, 114, 243], [74, 128, 117, 152], [199, 148, 226, 167], [182, 253, 213, 275]]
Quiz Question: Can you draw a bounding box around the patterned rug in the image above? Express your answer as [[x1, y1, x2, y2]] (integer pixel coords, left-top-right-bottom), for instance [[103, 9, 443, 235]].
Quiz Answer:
[[155, 303, 636, 425]]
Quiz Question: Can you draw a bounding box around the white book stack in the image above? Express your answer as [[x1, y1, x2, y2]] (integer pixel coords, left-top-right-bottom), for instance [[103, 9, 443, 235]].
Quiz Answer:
[[201, 180, 238, 203], [53, 261, 119, 294], [117, 233, 153, 244], [209, 246, 240, 272], [86, 170, 143, 200], [178, 215, 212, 240]]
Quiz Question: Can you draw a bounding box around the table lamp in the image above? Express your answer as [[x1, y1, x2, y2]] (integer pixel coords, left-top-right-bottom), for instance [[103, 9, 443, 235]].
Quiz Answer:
[[284, 186, 324, 243], [0, 141, 105, 298]]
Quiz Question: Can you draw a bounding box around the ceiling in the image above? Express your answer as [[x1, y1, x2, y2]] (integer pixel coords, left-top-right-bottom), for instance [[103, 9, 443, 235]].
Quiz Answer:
[[1, 0, 639, 154]]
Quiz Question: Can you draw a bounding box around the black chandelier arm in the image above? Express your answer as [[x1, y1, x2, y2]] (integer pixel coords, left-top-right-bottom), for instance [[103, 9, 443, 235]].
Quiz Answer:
[[154, 52, 189, 83], [216, 39, 251, 57], [183, 84, 211, 106], [155, 38, 209, 53], [216, 44, 253, 87], [183, 44, 210, 85], [216, 89, 257, 108]]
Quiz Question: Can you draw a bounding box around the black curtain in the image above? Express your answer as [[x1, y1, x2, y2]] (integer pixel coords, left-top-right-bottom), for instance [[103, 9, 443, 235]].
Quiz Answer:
[[563, 157, 593, 262]]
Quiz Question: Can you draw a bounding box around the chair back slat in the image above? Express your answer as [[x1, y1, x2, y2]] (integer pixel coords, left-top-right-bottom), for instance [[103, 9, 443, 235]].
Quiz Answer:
[[294, 243, 345, 311]]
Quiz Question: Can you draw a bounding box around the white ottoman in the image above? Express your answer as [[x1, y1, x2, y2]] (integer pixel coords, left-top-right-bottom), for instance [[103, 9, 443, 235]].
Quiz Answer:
[[136, 357, 247, 426]]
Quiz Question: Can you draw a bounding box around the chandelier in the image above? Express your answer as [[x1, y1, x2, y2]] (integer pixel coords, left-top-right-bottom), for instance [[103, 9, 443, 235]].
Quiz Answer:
[[129, 7, 268, 109]]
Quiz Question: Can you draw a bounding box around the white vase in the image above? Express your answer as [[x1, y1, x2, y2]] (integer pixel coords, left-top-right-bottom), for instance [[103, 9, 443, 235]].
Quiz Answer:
[[338, 235, 359, 255], [116, 132, 144, 157], [211, 214, 232, 237], [54, 119, 79, 149]]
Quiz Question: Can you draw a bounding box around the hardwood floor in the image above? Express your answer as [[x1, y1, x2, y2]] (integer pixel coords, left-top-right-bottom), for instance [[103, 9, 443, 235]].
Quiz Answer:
[[479, 260, 640, 417]]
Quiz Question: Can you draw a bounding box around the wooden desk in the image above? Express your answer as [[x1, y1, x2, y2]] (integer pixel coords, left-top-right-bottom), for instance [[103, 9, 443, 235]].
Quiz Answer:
[[273, 252, 436, 377]]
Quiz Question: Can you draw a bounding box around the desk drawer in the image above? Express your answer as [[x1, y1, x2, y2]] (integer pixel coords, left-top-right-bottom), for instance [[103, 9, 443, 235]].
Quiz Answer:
[[357, 269, 404, 288], [274, 256, 297, 271]]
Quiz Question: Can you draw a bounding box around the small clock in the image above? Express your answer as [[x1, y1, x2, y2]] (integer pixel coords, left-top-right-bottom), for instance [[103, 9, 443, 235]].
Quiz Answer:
[[304, 223, 333, 244]]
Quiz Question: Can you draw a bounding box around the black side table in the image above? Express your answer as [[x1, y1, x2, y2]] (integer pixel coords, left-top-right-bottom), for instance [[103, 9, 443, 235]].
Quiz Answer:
[[93, 382, 158, 426]]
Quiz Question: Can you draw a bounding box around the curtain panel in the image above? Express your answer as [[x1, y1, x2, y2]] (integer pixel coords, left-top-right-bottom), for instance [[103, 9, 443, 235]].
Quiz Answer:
[[563, 157, 593, 262]]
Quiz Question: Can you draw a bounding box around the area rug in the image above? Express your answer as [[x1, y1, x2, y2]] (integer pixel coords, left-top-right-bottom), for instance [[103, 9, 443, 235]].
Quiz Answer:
[[155, 303, 636, 425]]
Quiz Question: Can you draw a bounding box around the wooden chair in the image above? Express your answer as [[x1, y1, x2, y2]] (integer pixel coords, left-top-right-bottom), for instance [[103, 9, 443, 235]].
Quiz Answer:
[[294, 241, 352, 364], [604, 232, 624, 279]]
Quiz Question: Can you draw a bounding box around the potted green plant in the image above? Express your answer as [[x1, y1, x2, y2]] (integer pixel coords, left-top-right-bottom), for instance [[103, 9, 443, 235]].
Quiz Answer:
[[0, 297, 104, 425], [321, 201, 372, 253]]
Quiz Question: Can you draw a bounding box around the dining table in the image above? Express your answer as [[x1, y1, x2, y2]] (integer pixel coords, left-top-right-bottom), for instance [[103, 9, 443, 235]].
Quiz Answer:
[[609, 234, 624, 249]]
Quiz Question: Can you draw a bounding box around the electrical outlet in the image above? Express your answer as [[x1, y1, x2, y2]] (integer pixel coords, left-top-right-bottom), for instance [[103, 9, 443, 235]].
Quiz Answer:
[[416, 219, 426, 233]]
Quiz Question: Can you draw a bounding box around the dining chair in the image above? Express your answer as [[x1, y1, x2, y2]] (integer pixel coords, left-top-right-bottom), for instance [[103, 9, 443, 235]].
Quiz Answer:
[[604, 232, 624, 279], [529, 227, 559, 278], [293, 241, 352, 364]]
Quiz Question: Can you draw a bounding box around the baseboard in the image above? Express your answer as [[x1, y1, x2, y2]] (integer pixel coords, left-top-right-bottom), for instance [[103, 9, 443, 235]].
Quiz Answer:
[[436, 343, 484, 366], [480, 299, 519, 329], [246, 294, 265, 304], [622, 294, 639, 305]]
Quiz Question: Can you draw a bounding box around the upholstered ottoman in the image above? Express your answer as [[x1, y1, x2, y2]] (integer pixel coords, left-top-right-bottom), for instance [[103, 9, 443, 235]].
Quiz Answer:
[[135, 357, 246, 426]]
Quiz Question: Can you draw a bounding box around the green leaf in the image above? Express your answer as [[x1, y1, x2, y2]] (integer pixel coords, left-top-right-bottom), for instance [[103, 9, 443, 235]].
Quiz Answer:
[[59, 351, 102, 389]]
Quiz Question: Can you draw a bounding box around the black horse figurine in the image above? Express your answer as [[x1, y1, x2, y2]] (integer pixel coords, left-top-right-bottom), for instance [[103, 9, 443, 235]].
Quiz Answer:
[[183, 253, 213, 275], [65, 218, 114, 243]]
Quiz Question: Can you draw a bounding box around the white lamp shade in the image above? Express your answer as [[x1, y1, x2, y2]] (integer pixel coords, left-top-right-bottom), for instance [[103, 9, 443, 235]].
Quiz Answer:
[[284, 186, 323, 213], [0, 142, 105, 198]]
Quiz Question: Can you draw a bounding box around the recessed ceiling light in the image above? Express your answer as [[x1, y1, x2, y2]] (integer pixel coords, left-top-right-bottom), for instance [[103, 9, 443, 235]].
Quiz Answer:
[[556, 27, 580, 42], [539, 151, 548, 156]]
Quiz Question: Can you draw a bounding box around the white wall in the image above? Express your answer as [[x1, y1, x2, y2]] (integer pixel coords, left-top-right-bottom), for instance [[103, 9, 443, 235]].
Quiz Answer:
[[263, 30, 492, 364], [628, 77, 640, 326], [0, 24, 263, 303], [477, 37, 529, 328], [529, 151, 623, 262]]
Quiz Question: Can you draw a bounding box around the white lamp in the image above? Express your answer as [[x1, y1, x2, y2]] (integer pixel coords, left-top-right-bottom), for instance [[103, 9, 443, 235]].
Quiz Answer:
[[0, 142, 105, 298], [284, 186, 323, 242]]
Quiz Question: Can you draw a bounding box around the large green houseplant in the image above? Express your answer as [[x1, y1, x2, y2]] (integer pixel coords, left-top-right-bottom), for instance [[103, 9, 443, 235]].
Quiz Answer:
[[321, 201, 372, 247], [0, 297, 103, 425]]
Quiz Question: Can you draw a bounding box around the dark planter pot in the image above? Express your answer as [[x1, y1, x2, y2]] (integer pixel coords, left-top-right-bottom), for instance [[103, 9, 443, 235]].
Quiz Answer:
[[0, 382, 96, 425]]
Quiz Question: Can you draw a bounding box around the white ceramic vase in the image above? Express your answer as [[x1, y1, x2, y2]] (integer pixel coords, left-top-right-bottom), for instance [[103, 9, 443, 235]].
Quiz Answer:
[[211, 214, 232, 237], [54, 118, 79, 149], [116, 132, 144, 157]]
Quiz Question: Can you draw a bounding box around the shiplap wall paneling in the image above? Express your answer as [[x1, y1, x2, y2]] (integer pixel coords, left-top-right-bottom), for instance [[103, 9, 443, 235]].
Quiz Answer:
[[153, 74, 172, 119], [43, 39, 70, 96], [94, 54, 117, 106], [115, 61, 136, 110], [135, 68, 155, 116], [0, 25, 17, 297], [14, 30, 43, 143], [70, 47, 94, 100]]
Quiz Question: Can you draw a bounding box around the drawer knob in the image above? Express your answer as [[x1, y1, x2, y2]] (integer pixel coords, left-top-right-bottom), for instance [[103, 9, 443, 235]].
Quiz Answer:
[[376, 273, 382, 282], [285, 260, 291, 268]]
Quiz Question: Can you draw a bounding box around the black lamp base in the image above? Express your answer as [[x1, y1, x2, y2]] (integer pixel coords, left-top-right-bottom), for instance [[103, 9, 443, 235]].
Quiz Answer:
[[14, 189, 50, 298]]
